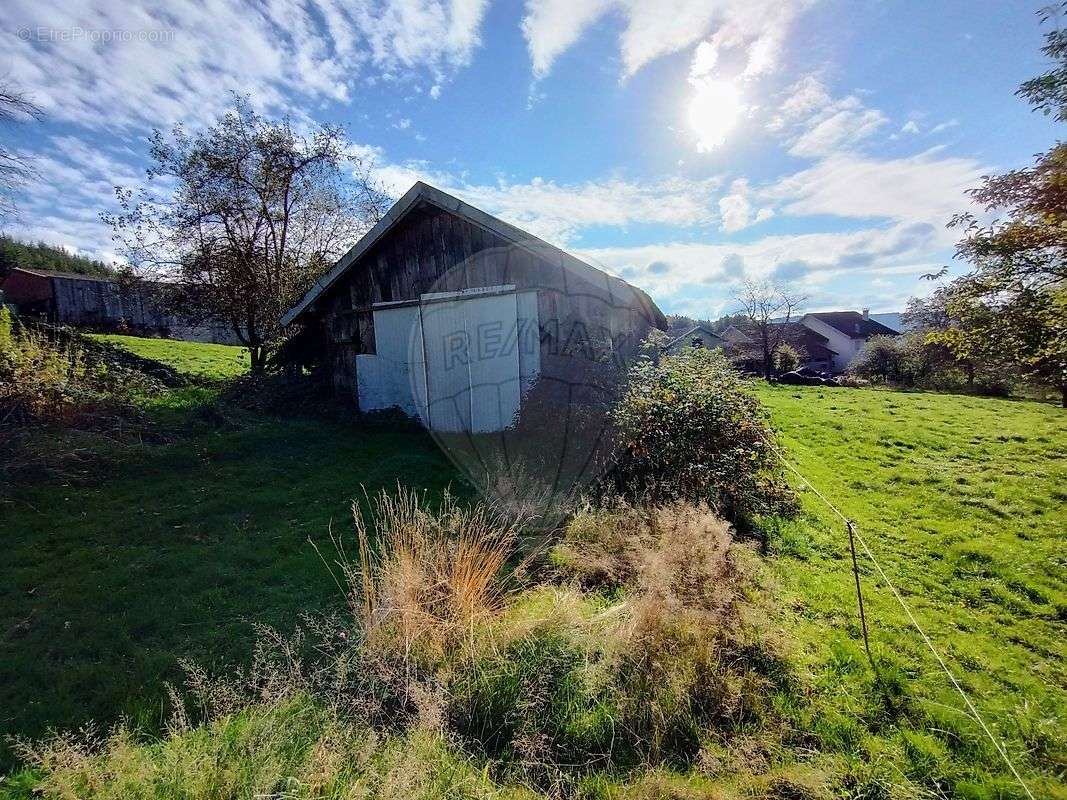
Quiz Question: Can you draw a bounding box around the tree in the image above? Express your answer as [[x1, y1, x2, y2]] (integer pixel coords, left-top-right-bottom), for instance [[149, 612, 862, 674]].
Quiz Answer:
[[0, 236, 113, 281], [773, 342, 801, 375], [0, 79, 42, 223], [734, 279, 807, 380], [107, 96, 390, 373], [848, 335, 905, 384], [936, 6, 1067, 406]]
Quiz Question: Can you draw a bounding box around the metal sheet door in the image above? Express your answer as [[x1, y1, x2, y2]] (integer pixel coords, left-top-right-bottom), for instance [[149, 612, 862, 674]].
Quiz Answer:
[[418, 291, 521, 432]]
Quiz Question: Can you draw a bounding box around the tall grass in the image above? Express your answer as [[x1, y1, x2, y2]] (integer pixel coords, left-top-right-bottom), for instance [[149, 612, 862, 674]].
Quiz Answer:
[[7, 491, 799, 799], [0, 308, 159, 429], [325, 487, 519, 667]]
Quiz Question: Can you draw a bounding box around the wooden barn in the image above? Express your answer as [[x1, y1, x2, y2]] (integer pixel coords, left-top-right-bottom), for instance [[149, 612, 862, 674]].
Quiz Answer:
[[282, 182, 667, 432], [0, 267, 238, 343]]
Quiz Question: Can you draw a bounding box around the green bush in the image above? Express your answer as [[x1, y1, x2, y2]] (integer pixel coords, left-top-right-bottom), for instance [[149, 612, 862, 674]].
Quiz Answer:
[[0, 309, 160, 427], [606, 347, 797, 521], [773, 343, 802, 375], [449, 623, 618, 783]]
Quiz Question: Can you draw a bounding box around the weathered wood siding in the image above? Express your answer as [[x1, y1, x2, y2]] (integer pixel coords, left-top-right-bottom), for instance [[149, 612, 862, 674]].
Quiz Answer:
[[312, 199, 664, 397]]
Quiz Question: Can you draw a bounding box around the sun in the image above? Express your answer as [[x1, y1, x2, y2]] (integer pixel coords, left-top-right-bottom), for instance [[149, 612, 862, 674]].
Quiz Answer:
[[688, 78, 744, 152]]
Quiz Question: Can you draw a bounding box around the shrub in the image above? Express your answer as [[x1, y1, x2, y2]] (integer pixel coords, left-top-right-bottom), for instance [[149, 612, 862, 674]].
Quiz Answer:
[[0, 310, 161, 428], [848, 335, 906, 384], [554, 504, 789, 759], [449, 619, 618, 787], [606, 347, 797, 521], [773, 343, 802, 375]]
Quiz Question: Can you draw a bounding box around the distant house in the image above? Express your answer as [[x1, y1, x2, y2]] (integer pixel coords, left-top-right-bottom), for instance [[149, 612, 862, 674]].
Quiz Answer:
[[799, 310, 898, 372], [663, 324, 725, 354], [0, 267, 238, 344], [720, 325, 752, 346], [280, 182, 666, 432], [722, 320, 837, 374]]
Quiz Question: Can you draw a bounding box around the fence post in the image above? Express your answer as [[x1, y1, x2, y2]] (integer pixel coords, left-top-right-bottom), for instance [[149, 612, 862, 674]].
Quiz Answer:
[[846, 519, 874, 668]]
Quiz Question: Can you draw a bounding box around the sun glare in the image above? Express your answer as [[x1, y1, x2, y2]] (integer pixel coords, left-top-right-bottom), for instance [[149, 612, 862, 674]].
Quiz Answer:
[[688, 78, 743, 152]]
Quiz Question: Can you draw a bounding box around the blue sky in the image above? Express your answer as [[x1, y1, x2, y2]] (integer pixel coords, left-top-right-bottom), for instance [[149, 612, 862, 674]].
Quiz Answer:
[[1, 0, 1059, 317]]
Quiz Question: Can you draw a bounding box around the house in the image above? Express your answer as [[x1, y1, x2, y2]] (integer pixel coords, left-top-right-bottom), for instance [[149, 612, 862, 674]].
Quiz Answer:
[[778, 322, 837, 373], [720, 325, 752, 346], [799, 310, 898, 372], [721, 320, 837, 374], [663, 324, 725, 354], [281, 182, 667, 432], [0, 267, 238, 343]]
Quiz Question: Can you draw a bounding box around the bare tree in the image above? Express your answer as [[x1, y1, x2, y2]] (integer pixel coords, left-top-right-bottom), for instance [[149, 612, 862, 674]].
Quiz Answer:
[[734, 279, 807, 380], [0, 79, 42, 223], [107, 96, 390, 373]]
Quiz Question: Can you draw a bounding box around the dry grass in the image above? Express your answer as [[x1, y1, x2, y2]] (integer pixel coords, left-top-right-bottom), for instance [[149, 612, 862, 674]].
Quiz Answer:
[[321, 487, 521, 667], [557, 501, 746, 621]]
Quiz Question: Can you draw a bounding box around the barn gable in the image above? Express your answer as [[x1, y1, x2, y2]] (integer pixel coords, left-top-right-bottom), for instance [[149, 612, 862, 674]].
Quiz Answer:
[[282, 182, 666, 429]]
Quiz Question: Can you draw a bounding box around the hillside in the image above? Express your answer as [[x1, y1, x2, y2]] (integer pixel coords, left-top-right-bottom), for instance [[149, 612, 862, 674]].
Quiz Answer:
[[0, 338, 1064, 797]]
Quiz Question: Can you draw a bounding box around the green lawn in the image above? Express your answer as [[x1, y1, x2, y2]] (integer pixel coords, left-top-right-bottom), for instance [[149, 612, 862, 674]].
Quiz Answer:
[[2, 338, 1065, 794], [1, 337, 458, 768], [755, 384, 1067, 797], [88, 333, 250, 381]]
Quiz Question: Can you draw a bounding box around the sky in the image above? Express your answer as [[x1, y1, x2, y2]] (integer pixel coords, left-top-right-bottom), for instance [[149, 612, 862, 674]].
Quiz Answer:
[[0, 0, 1061, 318]]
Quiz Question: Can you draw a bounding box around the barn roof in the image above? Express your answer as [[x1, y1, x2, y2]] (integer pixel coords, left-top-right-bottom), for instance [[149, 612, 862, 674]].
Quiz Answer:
[[804, 311, 897, 338], [281, 181, 666, 328], [9, 267, 116, 282], [664, 324, 725, 350]]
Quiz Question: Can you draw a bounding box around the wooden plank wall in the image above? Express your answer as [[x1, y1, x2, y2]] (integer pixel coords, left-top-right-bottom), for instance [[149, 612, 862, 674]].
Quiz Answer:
[[315, 200, 663, 396]]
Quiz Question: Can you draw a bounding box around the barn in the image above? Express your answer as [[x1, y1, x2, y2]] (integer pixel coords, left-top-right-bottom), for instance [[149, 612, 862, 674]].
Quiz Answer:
[[0, 267, 238, 343], [282, 182, 667, 432]]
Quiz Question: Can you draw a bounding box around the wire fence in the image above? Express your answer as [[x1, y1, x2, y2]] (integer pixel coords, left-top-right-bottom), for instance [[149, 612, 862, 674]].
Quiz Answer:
[[761, 433, 1036, 800]]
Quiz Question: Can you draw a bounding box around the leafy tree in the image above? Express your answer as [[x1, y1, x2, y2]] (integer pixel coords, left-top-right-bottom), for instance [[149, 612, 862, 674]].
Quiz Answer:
[[773, 342, 801, 375], [848, 335, 905, 384], [734, 279, 807, 380], [937, 7, 1067, 405], [1017, 2, 1067, 119], [0, 236, 113, 281], [107, 96, 389, 373]]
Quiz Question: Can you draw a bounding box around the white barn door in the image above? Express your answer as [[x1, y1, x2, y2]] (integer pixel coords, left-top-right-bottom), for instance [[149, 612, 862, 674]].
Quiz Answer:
[[418, 289, 523, 433]]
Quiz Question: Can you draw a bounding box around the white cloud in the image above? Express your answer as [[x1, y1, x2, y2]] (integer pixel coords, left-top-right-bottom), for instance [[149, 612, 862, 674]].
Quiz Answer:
[[930, 118, 959, 135], [900, 120, 920, 135], [452, 175, 722, 245], [787, 98, 887, 157], [764, 149, 984, 224], [353, 146, 724, 245], [576, 221, 949, 298], [4, 0, 490, 130], [523, 0, 812, 80], [768, 74, 831, 131], [522, 0, 615, 79], [716, 178, 772, 232], [769, 74, 888, 158]]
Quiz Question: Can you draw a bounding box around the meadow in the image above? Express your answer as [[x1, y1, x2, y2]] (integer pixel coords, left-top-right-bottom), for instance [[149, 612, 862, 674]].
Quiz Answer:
[[1, 337, 1064, 796]]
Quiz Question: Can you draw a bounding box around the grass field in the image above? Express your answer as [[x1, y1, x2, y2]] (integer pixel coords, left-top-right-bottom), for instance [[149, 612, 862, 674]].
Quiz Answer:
[[754, 384, 1067, 797], [88, 333, 250, 381], [1, 338, 1065, 795]]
